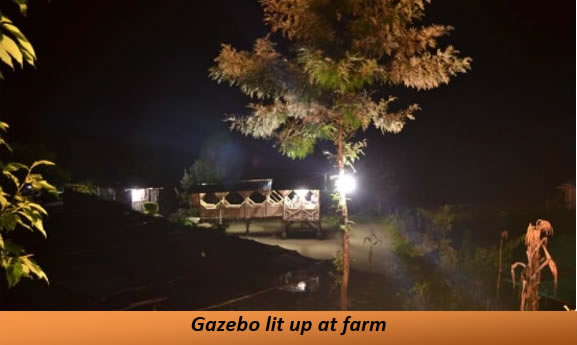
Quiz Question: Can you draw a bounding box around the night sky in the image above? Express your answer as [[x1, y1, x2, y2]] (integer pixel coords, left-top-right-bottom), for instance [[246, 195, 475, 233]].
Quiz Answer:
[[0, 0, 574, 206]]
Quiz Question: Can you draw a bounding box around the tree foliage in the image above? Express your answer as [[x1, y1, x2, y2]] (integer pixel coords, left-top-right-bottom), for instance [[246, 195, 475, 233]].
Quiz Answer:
[[210, 0, 471, 161], [0, 0, 36, 79], [1, 122, 55, 288], [143, 201, 159, 216], [0, 1, 54, 291], [176, 158, 224, 207]]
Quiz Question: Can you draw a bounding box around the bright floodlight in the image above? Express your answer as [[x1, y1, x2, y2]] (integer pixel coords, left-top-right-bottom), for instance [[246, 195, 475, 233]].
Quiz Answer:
[[296, 281, 307, 292], [130, 188, 145, 202], [335, 173, 356, 195]]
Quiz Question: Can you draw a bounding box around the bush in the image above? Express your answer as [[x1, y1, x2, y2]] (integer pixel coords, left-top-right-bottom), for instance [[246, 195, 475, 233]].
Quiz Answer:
[[143, 202, 159, 216], [396, 281, 431, 310], [1, 122, 54, 288], [167, 208, 200, 226], [381, 211, 420, 259], [68, 182, 97, 195]]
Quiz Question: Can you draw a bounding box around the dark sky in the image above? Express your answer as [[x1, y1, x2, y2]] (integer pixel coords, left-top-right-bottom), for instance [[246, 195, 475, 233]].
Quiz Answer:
[[0, 0, 575, 205]]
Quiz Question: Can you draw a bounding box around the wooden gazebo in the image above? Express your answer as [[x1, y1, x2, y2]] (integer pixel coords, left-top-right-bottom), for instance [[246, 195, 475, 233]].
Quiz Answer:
[[190, 179, 321, 238]]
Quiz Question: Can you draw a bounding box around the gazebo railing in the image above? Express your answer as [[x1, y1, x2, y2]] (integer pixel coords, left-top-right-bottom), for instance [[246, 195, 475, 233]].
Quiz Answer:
[[192, 189, 320, 222]]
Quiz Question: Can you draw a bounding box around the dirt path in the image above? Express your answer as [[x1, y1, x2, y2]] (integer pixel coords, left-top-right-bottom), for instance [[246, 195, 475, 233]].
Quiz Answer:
[[227, 221, 401, 276]]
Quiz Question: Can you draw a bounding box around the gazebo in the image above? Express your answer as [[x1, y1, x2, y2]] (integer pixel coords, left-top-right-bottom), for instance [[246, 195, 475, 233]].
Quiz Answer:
[[190, 179, 322, 238]]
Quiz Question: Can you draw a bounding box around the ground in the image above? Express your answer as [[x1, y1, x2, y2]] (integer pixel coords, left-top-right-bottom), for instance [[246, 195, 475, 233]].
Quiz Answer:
[[0, 193, 334, 310], [228, 220, 399, 276]]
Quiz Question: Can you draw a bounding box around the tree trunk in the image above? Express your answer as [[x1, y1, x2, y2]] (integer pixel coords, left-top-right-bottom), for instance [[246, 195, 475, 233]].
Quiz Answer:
[[337, 124, 350, 310], [339, 193, 350, 310]]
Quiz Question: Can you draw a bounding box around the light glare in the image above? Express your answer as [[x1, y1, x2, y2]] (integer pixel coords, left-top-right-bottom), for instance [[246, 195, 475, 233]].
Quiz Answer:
[[130, 189, 145, 202], [335, 173, 356, 195], [296, 281, 307, 292], [295, 189, 308, 197]]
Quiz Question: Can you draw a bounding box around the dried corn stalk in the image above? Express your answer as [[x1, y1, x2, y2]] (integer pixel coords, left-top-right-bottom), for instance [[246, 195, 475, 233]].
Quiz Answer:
[[363, 231, 382, 273], [511, 219, 558, 311]]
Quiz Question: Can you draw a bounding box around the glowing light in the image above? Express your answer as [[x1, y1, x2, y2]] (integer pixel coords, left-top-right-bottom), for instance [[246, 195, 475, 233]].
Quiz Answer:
[[295, 189, 308, 197], [296, 281, 307, 292], [130, 189, 145, 202], [335, 173, 356, 195]]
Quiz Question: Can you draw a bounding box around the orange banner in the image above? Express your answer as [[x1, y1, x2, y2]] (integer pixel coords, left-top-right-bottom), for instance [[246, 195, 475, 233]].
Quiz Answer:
[[0, 311, 576, 345]]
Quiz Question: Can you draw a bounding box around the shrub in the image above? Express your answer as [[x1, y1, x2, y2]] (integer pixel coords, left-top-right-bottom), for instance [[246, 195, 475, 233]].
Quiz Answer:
[[68, 182, 97, 196], [168, 208, 200, 226], [418, 204, 456, 238], [396, 281, 431, 310], [382, 211, 423, 259], [143, 202, 159, 216]]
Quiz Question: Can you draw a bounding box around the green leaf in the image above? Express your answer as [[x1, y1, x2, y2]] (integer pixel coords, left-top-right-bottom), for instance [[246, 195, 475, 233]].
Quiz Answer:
[[31, 180, 57, 193], [21, 256, 48, 284], [31, 160, 55, 169], [0, 43, 15, 69], [12, 0, 29, 16], [0, 137, 13, 151], [0, 212, 19, 231], [0, 232, 4, 250], [0, 188, 8, 210], [28, 202, 48, 216], [6, 259, 24, 287], [4, 255, 48, 287], [16, 208, 46, 237], [2, 22, 36, 64], [0, 34, 23, 67], [20, 48, 35, 65], [33, 218, 46, 238], [16, 218, 34, 232], [4, 162, 27, 172]]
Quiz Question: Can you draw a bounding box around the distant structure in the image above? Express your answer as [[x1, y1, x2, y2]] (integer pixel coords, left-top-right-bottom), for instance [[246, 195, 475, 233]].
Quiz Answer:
[[190, 178, 322, 238], [66, 182, 164, 214], [125, 187, 162, 213]]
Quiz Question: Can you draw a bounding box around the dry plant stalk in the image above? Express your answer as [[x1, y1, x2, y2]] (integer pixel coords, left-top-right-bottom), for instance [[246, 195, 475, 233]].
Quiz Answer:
[[363, 232, 382, 273], [511, 219, 558, 311], [496, 230, 509, 299]]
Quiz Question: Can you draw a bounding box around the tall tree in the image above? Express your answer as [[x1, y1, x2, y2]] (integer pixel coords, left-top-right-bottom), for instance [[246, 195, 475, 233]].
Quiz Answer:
[[177, 158, 225, 207], [210, 0, 471, 309]]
